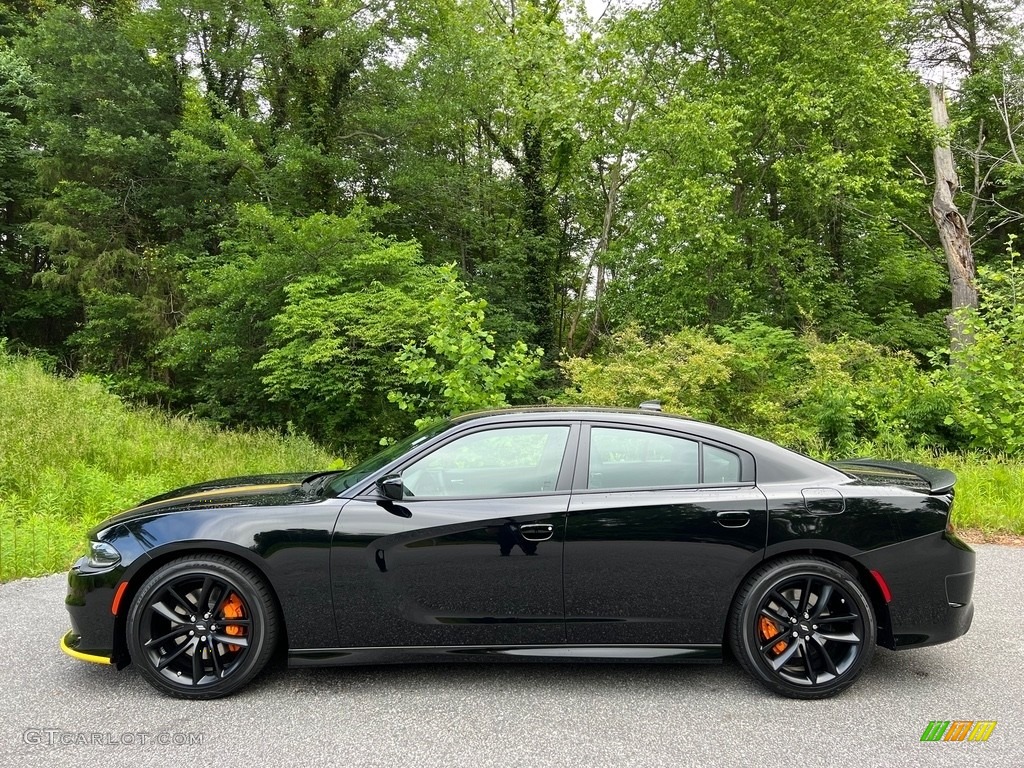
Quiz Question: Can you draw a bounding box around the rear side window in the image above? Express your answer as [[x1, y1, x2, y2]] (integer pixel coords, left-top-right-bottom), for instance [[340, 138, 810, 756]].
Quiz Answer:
[[587, 427, 742, 490], [704, 444, 742, 483]]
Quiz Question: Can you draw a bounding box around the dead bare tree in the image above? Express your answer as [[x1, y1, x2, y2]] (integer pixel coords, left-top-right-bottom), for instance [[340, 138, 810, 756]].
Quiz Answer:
[[929, 83, 979, 352]]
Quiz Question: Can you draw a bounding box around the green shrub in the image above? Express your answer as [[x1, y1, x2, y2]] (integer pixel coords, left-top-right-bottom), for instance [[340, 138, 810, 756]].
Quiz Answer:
[[557, 325, 733, 422], [388, 266, 544, 429], [936, 237, 1024, 453], [559, 320, 954, 456]]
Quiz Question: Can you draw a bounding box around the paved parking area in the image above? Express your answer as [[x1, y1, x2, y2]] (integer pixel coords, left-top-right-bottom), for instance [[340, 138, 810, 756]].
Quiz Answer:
[[0, 545, 1021, 767]]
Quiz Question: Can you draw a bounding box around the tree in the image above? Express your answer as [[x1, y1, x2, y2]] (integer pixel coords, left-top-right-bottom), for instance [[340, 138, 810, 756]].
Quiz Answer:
[[908, 0, 1018, 77], [138, 0, 397, 215], [601, 0, 947, 352], [929, 83, 978, 351], [562, 10, 659, 356], [0, 49, 50, 348], [18, 7, 184, 389], [388, 265, 544, 428], [383, 0, 586, 352], [167, 203, 442, 449], [909, 0, 1024, 280]]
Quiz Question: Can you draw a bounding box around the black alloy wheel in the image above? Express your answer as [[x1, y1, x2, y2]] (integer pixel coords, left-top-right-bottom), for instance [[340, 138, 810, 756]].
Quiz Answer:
[[730, 557, 876, 699], [126, 555, 279, 699]]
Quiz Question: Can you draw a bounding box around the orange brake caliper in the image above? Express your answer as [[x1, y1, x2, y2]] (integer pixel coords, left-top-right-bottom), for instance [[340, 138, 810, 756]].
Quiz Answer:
[[221, 593, 246, 652], [759, 616, 788, 655]]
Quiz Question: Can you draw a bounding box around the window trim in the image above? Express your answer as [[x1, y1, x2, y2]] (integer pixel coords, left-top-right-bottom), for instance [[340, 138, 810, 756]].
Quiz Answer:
[[358, 421, 581, 501], [574, 423, 755, 493]]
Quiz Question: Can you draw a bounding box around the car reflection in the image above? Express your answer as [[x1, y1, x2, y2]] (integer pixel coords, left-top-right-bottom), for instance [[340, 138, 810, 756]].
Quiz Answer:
[[497, 521, 539, 556]]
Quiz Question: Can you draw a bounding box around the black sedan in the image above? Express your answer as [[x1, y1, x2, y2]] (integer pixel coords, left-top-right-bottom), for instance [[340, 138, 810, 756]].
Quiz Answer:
[[61, 406, 975, 699]]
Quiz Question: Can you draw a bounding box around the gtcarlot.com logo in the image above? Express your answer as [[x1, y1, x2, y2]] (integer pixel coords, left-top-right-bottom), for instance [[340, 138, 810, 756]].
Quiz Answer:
[[23, 729, 204, 747], [920, 721, 997, 742]]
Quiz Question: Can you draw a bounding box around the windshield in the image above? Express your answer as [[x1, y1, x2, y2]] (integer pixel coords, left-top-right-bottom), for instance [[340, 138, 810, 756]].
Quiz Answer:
[[325, 420, 454, 495]]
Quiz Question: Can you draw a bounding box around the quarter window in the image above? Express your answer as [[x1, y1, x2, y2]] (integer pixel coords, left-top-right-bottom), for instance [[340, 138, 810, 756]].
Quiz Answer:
[[704, 444, 742, 483], [401, 426, 570, 498]]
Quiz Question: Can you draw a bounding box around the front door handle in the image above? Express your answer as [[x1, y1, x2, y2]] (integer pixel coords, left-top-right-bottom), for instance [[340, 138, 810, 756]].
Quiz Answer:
[[519, 523, 555, 542], [716, 511, 750, 528]]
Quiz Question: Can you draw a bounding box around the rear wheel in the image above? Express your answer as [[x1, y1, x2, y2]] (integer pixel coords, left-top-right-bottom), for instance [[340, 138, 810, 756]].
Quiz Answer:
[[126, 555, 278, 699], [729, 557, 876, 699]]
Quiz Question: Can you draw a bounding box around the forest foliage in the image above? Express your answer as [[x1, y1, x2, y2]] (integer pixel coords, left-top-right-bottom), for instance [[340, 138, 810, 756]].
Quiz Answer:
[[1, 0, 1023, 456]]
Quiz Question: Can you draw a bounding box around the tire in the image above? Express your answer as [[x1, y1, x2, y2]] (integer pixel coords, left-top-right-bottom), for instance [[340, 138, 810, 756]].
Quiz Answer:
[[126, 554, 279, 699], [729, 556, 876, 699]]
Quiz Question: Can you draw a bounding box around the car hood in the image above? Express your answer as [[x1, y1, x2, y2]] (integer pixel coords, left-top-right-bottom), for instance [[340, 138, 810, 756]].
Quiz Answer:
[[94, 472, 320, 532]]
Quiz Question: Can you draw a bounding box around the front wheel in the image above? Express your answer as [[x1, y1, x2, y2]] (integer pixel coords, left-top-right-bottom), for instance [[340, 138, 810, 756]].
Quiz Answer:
[[126, 554, 279, 699], [729, 557, 876, 699]]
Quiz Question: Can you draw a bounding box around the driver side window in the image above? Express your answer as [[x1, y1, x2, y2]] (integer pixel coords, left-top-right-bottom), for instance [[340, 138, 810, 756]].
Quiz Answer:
[[401, 426, 570, 498]]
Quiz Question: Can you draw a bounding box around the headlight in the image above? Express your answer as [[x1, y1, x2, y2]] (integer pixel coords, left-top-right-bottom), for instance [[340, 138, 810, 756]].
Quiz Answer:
[[86, 540, 121, 568]]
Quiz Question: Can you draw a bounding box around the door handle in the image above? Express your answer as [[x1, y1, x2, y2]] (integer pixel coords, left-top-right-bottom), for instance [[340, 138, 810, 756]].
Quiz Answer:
[[716, 511, 750, 528], [519, 523, 555, 542]]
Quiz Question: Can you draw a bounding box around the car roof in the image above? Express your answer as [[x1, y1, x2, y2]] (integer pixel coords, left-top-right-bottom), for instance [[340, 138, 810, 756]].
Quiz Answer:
[[453, 405, 727, 432]]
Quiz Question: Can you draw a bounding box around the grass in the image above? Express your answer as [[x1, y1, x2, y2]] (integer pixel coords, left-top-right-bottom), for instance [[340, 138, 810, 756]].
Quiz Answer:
[[0, 353, 334, 581], [935, 454, 1024, 537]]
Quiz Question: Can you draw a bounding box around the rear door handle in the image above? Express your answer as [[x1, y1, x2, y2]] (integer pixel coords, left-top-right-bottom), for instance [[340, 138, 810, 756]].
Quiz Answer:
[[519, 523, 555, 542], [716, 511, 750, 528]]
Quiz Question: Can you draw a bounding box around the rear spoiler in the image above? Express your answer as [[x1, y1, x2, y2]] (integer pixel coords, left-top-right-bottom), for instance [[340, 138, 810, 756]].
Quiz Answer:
[[829, 459, 956, 495]]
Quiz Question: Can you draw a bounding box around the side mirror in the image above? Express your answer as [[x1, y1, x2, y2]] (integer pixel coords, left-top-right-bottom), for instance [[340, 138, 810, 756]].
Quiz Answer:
[[376, 473, 404, 501]]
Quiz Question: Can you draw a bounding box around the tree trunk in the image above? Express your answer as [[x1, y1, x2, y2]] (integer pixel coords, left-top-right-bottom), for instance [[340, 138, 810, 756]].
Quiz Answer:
[[521, 121, 554, 353], [929, 84, 978, 353], [566, 160, 620, 356]]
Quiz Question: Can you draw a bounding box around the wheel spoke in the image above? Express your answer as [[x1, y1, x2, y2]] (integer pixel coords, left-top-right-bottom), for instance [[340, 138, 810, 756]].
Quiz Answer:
[[208, 638, 224, 678], [211, 585, 233, 616], [796, 577, 813, 616], [801, 642, 816, 684], [813, 630, 860, 644], [212, 632, 248, 648], [809, 634, 839, 677], [191, 642, 204, 685], [150, 600, 186, 624], [817, 613, 858, 624], [145, 625, 190, 648], [759, 631, 789, 654], [204, 583, 225, 617], [769, 589, 798, 617], [155, 637, 194, 670], [166, 586, 196, 615], [759, 606, 792, 625], [196, 577, 215, 615], [810, 583, 833, 619], [769, 639, 801, 670]]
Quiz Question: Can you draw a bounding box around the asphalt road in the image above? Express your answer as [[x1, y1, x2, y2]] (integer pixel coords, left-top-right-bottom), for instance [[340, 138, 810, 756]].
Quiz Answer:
[[0, 545, 1021, 768]]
